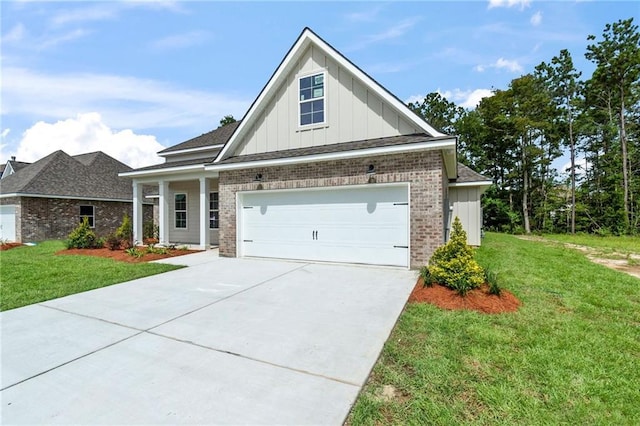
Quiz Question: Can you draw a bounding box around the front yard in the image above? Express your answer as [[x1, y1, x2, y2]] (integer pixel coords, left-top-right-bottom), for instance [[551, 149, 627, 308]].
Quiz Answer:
[[348, 233, 639, 424], [0, 241, 181, 311]]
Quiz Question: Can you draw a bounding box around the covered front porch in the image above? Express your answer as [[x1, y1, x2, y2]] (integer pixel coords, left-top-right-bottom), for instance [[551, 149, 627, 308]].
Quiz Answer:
[[131, 173, 219, 250]]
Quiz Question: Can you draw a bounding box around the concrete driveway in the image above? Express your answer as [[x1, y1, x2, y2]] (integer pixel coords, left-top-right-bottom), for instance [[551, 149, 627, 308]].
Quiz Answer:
[[1, 251, 416, 425]]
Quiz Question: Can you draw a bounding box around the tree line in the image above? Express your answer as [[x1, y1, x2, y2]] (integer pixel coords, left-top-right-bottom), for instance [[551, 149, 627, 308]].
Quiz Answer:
[[410, 18, 639, 235]]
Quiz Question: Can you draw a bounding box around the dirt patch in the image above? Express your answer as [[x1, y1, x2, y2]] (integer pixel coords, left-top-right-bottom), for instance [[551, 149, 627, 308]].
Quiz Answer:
[[517, 236, 640, 279], [57, 247, 199, 263], [0, 243, 23, 251], [408, 278, 520, 314]]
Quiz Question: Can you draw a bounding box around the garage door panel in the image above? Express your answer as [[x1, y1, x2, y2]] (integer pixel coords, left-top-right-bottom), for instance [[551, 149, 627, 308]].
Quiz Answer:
[[0, 205, 17, 242], [239, 185, 409, 267]]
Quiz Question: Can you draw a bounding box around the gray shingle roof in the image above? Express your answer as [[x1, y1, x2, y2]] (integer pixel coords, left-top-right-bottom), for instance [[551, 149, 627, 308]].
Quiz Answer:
[[455, 163, 491, 183], [217, 133, 449, 164], [128, 157, 217, 173], [0, 151, 134, 200], [158, 121, 241, 154]]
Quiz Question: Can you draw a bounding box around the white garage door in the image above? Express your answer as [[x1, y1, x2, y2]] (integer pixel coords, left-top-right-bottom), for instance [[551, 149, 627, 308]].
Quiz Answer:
[[0, 205, 17, 242], [238, 184, 409, 267]]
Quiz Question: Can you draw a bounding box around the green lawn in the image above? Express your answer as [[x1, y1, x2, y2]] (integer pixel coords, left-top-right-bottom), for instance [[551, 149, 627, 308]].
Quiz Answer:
[[543, 233, 640, 255], [0, 241, 181, 311], [348, 233, 639, 425]]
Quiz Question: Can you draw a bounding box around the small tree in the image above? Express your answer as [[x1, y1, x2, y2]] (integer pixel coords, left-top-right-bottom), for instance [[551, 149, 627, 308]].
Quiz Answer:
[[66, 217, 99, 249], [428, 217, 484, 295], [116, 214, 133, 248]]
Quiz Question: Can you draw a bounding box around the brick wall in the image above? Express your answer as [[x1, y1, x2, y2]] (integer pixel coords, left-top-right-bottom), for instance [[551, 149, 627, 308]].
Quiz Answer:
[[7, 197, 153, 242], [218, 150, 445, 268]]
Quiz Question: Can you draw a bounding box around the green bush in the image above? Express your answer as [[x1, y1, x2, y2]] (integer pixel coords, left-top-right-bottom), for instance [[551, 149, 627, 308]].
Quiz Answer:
[[105, 233, 121, 251], [66, 218, 100, 249], [428, 217, 484, 295], [485, 269, 502, 296], [116, 215, 133, 245], [143, 221, 159, 240], [125, 246, 144, 258], [419, 265, 433, 287]]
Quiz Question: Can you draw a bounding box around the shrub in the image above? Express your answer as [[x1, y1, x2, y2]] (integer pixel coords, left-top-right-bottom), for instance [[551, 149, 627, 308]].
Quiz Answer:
[[143, 221, 159, 240], [485, 269, 502, 296], [419, 265, 433, 287], [116, 215, 133, 245], [428, 217, 484, 295], [145, 244, 168, 255], [125, 246, 144, 258], [66, 218, 99, 249], [105, 233, 122, 251]]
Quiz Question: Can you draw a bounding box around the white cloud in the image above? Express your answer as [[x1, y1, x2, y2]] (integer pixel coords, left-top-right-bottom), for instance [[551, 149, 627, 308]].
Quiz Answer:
[[1, 23, 26, 44], [347, 18, 420, 51], [39, 29, 90, 49], [50, 1, 186, 27], [475, 58, 523, 73], [1, 129, 10, 139], [13, 113, 164, 169], [495, 57, 523, 72], [530, 11, 542, 26], [2, 66, 250, 131], [344, 4, 385, 22], [151, 30, 210, 50], [439, 89, 495, 108], [405, 89, 494, 109], [50, 4, 120, 27], [488, 0, 531, 10], [560, 157, 588, 178]]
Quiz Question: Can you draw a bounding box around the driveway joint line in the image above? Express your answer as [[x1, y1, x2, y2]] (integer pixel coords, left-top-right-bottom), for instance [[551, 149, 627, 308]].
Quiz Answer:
[[146, 329, 360, 387], [38, 304, 147, 333], [0, 331, 143, 392], [146, 262, 312, 332]]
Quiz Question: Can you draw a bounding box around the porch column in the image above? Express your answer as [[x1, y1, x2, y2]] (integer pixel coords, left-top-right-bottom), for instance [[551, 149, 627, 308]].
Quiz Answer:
[[132, 181, 143, 244], [158, 180, 170, 245], [199, 177, 211, 250]]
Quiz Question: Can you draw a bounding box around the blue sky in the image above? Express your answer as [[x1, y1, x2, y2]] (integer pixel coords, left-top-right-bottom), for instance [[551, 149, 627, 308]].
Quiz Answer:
[[1, 1, 637, 169]]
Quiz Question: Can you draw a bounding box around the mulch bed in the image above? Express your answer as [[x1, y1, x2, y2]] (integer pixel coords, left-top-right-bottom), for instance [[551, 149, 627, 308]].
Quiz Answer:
[[57, 247, 199, 263], [0, 243, 23, 251], [408, 277, 521, 314]]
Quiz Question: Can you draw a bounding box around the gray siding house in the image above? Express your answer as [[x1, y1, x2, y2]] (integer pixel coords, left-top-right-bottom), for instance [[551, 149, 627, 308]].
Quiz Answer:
[[0, 151, 152, 242], [122, 28, 490, 268]]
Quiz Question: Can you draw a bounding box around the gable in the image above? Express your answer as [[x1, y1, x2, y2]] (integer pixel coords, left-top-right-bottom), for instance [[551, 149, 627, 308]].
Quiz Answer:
[[232, 44, 423, 157], [216, 28, 445, 163]]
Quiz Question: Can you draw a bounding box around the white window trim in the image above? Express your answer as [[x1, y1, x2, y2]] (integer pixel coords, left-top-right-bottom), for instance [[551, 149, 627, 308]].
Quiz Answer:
[[209, 191, 219, 229], [79, 205, 95, 229], [174, 193, 188, 230], [298, 71, 326, 128]]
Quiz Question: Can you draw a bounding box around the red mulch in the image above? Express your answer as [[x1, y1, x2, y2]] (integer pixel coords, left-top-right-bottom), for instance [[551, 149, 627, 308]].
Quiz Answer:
[[56, 247, 199, 263], [0, 243, 23, 251], [408, 278, 521, 314]]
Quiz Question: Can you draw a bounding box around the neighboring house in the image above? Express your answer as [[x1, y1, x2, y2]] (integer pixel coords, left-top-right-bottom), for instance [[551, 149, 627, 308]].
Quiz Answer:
[[122, 28, 490, 268], [0, 151, 153, 242]]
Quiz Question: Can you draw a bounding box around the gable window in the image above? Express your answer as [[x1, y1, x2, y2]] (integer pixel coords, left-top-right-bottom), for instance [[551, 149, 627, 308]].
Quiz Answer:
[[79, 205, 95, 228], [209, 192, 219, 229], [175, 193, 187, 229], [299, 73, 325, 126]]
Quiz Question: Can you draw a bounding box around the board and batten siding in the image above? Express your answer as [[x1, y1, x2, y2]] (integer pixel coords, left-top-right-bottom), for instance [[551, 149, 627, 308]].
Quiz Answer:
[[168, 180, 219, 245], [449, 186, 483, 246], [234, 45, 422, 157]]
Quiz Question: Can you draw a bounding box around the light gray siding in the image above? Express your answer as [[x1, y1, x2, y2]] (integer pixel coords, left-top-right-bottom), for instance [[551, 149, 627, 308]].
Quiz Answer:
[[168, 180, 219, 245], [234, 45, 421, 156], [449, 186, 483, 246]]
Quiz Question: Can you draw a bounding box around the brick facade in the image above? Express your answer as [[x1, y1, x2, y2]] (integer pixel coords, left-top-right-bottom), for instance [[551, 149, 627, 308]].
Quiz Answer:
[[218, 150, 445, 268], [0, 196, 152, 242]]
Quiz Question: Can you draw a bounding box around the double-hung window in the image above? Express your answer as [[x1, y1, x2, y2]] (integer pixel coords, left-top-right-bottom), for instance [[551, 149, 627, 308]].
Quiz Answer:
[[79, 205, 95, 228], [299, 73, 325, 126], [175, 193, 187, 229], [209, 192, 219, 229]]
